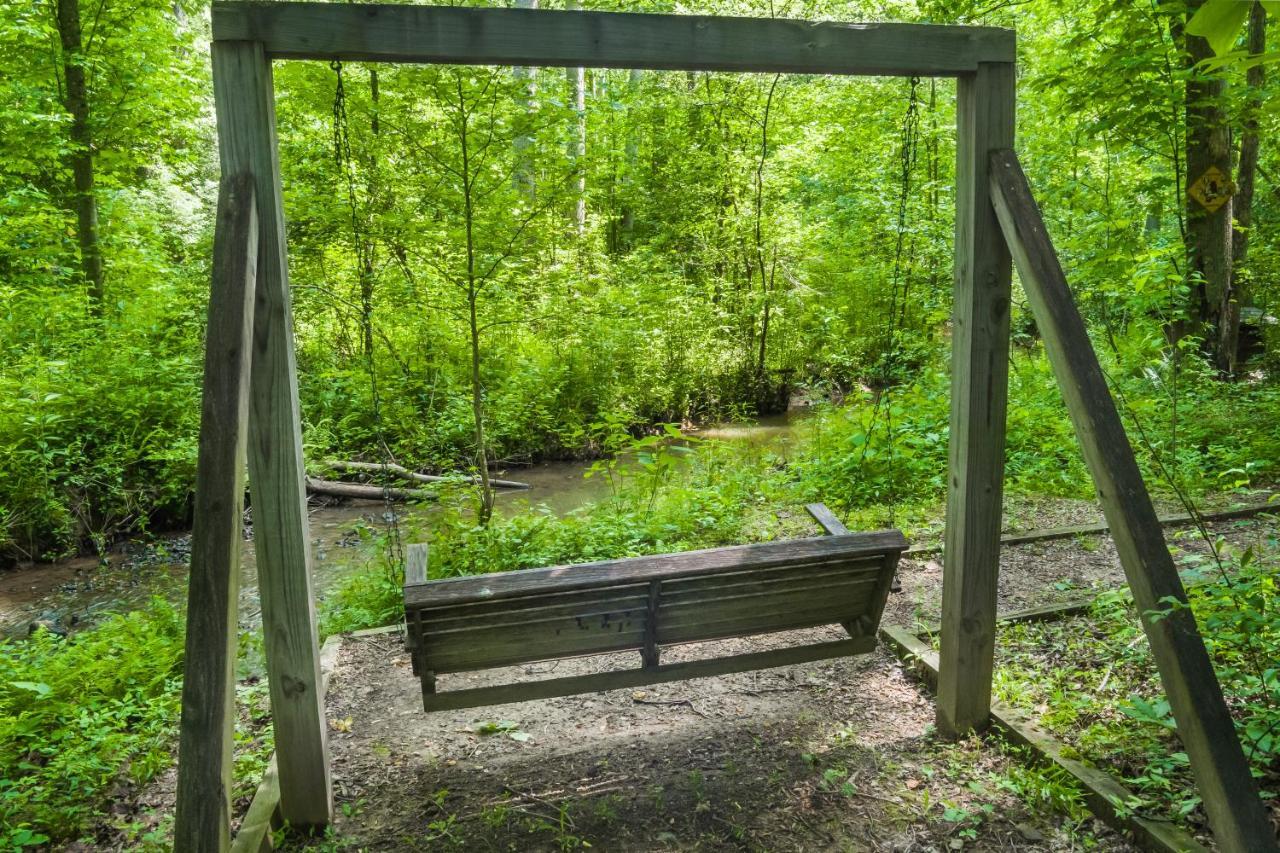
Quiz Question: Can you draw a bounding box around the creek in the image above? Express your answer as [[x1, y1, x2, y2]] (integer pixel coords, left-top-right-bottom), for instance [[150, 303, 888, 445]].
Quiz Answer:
[[0, 413, 806, 638]]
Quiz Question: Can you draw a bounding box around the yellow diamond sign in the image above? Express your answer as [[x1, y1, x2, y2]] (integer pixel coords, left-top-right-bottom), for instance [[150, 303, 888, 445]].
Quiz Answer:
[[1188, 165, 1233, 214]]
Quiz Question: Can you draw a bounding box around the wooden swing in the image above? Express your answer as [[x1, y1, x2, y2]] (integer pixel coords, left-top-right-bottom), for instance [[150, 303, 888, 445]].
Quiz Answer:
[[178, 7, 1273, 849], [402, 504, 905, 711]]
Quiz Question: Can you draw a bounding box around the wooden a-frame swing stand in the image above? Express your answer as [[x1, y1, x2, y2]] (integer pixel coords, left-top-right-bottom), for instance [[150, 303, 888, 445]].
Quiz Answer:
[[174, 4, 1276, 851]]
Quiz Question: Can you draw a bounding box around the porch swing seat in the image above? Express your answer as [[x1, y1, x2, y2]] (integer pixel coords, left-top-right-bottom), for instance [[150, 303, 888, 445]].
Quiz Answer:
[[402, 505, 906, 712]]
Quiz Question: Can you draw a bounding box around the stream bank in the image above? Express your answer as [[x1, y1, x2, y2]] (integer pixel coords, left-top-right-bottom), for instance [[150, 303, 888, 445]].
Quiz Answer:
[[0, 414, 806, 638]]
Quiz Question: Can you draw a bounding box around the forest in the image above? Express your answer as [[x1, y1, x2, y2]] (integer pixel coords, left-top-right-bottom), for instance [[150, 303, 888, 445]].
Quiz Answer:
[[1, 0, 1279, 850]]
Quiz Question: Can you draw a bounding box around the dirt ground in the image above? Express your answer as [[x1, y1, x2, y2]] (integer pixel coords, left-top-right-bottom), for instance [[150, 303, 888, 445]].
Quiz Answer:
[[299, 508, 1276, 851], [314, 632, 1121, 852]]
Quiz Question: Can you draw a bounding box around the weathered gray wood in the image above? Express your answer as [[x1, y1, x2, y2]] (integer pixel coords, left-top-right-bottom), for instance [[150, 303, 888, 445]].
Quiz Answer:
[[228, 755, 278, 853], [211, 2, 1014, 76], [660, 596, 873, 646], [407, 533, 900, 706], [305, 475, 438, 503], [420, 582, 875, 673], [174, 173, 258, 853], [405, 543, 428, 586], [988, 148, 1275, 853], [658, 565, 880, 602], [422, 636, 876, 712], [324, 459, 530, 489], [211, 40, 331, 829], [228, 634, 343, 853], [405, 531, 906, 607], [879, 625, 1208, 853], [805, 502, 851, 535], [937, 60, 1015, 739], [906, 499, 1279, 556], [642, 579, 661, 669], [424, 592, 650, 633]]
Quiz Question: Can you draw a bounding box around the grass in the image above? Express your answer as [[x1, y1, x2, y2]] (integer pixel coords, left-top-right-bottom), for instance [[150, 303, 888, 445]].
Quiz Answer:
[[991, 526, 1280, 832], [0, 599, 184, 849]]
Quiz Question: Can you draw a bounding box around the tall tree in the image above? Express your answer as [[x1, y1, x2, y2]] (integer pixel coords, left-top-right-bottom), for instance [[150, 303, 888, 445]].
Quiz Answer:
[[512, 0, 538, 201], [54, 0, 104, 312], [1182, 0, 1234, 359], [566, 0, 586, 234], [1218, 1, 1266, 376]]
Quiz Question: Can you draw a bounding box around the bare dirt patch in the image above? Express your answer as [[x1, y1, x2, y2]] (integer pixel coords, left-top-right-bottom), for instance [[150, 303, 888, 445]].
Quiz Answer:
[[306, 630, 1132, 851], [297, 509, 1278, 851]]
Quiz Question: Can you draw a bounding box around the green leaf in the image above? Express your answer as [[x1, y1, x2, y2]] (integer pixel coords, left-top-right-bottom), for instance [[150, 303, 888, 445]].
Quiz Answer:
[[1186, 0, 1251, 56], [9, 681, 52, 698]]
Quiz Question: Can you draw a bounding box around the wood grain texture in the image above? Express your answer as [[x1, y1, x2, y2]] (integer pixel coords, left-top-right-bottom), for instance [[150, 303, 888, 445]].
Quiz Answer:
[[880, 626, 1209, 853], [405, 532, 905, 607], [805, 502, 851, 535], [211, 2, 1013, 76], [228, 635, 343, 853], [988, 148, 1275, 853], [937, 60, 1015, 739], [421, 637, 876, 712], [405, 543, 428, 586], [211, 40, 331, 829], [227, 756, 278, 853], [174, 173, 258, 853], [406, 536, 900, 706]]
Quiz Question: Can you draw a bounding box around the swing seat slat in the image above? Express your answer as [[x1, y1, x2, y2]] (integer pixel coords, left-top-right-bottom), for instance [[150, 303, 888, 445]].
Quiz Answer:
[[403, 508, 905, 712]]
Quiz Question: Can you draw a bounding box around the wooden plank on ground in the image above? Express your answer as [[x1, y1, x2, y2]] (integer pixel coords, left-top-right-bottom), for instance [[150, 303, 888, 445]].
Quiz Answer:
[[212, 39, 331, 829], [210, 2, 1014, 75], [904, 499, 1277, 556], [988, 148, 1275, 853], [228, 756, 278, 853], [422, 637, 875, 712], [879, 626, 1208, 853], [805, 502, 851, 535], [229, 634, 344, 853], [937, 60, 1015, 738], [174, 173, 258, 853]]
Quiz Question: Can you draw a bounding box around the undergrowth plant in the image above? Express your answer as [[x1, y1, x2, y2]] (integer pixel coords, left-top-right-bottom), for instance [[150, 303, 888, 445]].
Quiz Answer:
[[992, 533, 1280, 827], [0, 599, 185, 848]]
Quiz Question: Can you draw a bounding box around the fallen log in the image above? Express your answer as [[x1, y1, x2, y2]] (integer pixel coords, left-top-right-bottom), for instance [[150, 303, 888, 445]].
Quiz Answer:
[[305, 476, 438, 502], [323, 460, 530, 490]]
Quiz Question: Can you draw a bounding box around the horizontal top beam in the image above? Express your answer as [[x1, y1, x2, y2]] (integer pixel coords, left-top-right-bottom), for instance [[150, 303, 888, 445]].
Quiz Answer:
[[211, 2, 1014, 76]]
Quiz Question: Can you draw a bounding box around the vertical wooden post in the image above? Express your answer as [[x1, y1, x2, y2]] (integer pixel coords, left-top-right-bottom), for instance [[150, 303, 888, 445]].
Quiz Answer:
[[174, 173, 257, 853], [988, 148, 1277, 853], [211, 40, 332, 829], [937, 60, 1015, 737]]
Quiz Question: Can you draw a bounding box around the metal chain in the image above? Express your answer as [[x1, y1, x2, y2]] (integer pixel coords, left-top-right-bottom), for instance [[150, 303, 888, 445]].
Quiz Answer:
[[331, 60, 405, 574], [877, 75, 922, 527]]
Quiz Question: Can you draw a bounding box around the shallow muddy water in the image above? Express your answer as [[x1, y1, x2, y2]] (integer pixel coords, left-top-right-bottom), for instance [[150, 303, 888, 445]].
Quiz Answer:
[[0, 413, 807, 637]]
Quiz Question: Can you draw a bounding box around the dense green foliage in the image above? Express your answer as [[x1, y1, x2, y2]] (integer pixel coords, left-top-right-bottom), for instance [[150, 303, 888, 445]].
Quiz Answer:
[[5, 0, 1280, 559], [0, 601, 184, 848], [5, 0, 1280, 846], [993, 531, 1280, 830]]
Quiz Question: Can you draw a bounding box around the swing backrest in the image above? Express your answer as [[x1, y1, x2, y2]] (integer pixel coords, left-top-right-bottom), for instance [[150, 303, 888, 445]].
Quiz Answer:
[[403, 520, 906, 712]]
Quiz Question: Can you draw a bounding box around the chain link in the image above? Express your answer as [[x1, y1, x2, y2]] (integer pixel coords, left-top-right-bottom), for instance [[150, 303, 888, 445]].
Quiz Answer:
[[331, 60, 405, 575], [871, 75, 923, 528]]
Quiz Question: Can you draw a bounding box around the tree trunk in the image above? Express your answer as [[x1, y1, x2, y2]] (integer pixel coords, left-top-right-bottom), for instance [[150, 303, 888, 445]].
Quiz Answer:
[[305, 477, 437, 503], [1219, 1, 1265, 377], [512, 0, 538, 201], [619, 68, 642, 243], [566, 0, 586, 234], [1182, 1, 1233, 356], [751, 76, 780, 395], [455, 74, 495, 526], [324, 459, 530, 489], [55, 0, 104, 312]]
